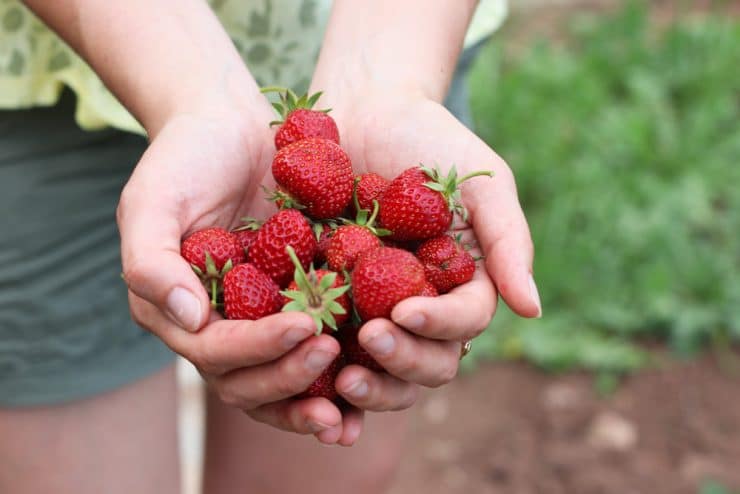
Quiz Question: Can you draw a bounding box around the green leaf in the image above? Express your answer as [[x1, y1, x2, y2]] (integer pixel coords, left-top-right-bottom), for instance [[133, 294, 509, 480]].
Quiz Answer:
[[307, 91, 323, 108], [282, 301, 303, 312], [318, 272, 337, 291]]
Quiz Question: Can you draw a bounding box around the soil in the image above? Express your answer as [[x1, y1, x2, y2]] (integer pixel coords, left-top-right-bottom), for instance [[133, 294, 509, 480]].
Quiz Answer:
[[390, 353, 740, 494]]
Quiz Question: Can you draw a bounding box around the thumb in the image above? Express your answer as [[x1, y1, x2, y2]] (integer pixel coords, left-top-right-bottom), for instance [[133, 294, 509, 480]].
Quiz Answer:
[[117, 187, 210, 332]]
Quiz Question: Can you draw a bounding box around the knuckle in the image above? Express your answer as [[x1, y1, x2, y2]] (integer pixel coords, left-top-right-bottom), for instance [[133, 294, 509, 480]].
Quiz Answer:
[[215, 383, 244, 409], [115, 188, 131, 227], [274, 361, 306, 397], [466, 317, 490, 340], [129, 305, 146, 329], [393, 386, 419, 411], [191, 343, 221, 376], [393, 349, 421, 378], [121, 255, 149, 293], [428, 359, 458, 388]]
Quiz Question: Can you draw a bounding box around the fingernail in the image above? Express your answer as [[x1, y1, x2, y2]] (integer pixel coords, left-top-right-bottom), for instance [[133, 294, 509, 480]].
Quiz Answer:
[[528, 274, 542, 318], [365, 330, 395, 356], [343, 380, 368, 399], [166, 287, 202, 332], [307, 420, 332, 433], [305, 349, 335, 371], [394, 312, 425, 331], [282, 326, 312, 349]]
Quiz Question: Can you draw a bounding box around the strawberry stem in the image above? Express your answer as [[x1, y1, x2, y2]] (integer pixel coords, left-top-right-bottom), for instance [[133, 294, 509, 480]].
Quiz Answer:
[[260, 85, 290, 94], [457, 170, 494, 185], [352, 177, 362, 212], [285, 246, 320, 305], [210, 278, 218, 308], [367, 200, 380, 228]]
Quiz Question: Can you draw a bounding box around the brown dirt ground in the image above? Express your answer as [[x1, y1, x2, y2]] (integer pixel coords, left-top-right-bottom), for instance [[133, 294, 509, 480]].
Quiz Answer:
[[390, 353, 740, 494]]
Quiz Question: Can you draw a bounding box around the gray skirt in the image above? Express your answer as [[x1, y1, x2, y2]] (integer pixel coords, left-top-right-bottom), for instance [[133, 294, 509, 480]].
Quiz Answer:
[[0, 91, 174, 407]]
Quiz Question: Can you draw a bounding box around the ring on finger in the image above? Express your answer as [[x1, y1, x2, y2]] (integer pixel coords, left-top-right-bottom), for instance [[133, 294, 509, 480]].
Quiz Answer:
[[459, 340, 472, 360]]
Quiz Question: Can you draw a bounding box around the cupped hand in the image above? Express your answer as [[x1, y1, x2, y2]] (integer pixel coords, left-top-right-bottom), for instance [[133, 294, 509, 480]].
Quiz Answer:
[[313, 88, 541, 406], [117, 105, 366, 445]]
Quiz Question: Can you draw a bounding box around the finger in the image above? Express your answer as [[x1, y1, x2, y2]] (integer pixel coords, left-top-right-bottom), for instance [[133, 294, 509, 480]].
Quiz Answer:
[[315, 422, 344, 445], [212, 334, 341, 407], [336, 407, 365, 447], [117, 170, 209, 332], [129, 292, 317, 375], [464, 159, 541, 318], [336, 365, 419, 411], [246, 397, 342, 435], [358, 319, 460, 388], [391, 267, 496, 341]]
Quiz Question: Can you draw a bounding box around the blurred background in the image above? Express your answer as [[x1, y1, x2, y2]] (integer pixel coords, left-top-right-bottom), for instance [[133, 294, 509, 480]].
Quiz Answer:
[[180, 1, 740, 493]]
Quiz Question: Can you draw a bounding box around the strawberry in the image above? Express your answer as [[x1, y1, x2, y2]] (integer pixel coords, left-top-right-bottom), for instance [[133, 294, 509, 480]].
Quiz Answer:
[[281, 246, 351, 332], [299, 354, 344, 401], [223, 263, 282, 320], [354, 173, 390, 213], [337, 324, 384, 372], [416, 235, 476, 293], [231, 217, 262, 257], [248, 209, 317, 287], [261, 87, 340, 150], [419, 281, 439, 297], [351, 247, 426, 321], [327, 199, 390, 272], [272, 138, 353, 220], [327, 226, 381, 273], [181, 227, 245, 306], [378, 164, 493, 241]]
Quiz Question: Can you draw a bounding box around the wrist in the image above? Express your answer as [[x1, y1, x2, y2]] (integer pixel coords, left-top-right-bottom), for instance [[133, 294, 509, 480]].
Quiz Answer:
[[146, 67, 272, 141]]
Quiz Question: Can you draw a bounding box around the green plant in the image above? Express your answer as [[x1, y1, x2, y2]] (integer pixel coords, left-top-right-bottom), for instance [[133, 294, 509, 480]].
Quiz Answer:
[[467, 3, 740, 372]]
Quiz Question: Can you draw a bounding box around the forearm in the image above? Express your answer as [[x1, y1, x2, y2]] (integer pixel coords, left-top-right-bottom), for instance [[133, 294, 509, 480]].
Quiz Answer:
[[23, 0, 261, 135], [312, 0, 478, 103]]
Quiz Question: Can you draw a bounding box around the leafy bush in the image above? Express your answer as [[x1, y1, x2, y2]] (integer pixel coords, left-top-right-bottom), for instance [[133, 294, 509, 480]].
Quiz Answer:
[[467, 3, 740, 372]]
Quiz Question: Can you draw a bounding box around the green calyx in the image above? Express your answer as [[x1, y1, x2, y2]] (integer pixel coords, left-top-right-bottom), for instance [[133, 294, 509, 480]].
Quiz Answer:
[[260, 86, 331, 126], [281, 246, 350, 334], [313, 220, 338, 241], [262, 186, 306, 211], [342, 179, 392, 236], [232, 216, 262, 232], [420, 164, 494, 222], [190, 251, 233, 308]]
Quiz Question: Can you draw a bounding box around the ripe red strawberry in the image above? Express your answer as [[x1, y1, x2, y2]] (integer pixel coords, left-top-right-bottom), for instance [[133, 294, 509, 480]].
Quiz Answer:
[[282, 246, 351, 332], [354, 173, 390, 213], [337, 324, 384, 372], [352, 247, 426, 321], [299, 354, 344, 401], [181, 227, 245, 306], [181, 227, 245, 273], [419, 281, 439, 297], [378, 165, 493, 241], [223, 263, 282, 320], [262, 87, 339, 150], [327, 198, 390, 272], [272, 138, 353, 220], [327, 226, 381, 272], [248, 209, 317, 287], [231, 217, 262, 257], [416, 235, 476, 293]]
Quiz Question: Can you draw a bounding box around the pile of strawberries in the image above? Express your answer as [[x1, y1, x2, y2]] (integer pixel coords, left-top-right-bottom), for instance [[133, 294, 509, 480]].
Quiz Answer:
[[180, 88, 492, 403]]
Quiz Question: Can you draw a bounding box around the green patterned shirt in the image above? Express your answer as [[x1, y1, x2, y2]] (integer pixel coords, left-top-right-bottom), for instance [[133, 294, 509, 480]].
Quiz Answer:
[[0, 0, 507, 134]]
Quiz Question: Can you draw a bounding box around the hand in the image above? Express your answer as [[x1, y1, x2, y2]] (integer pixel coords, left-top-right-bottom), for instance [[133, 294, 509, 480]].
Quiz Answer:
[[118, 105, 365, 445], [312, 87, 541, 407]]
